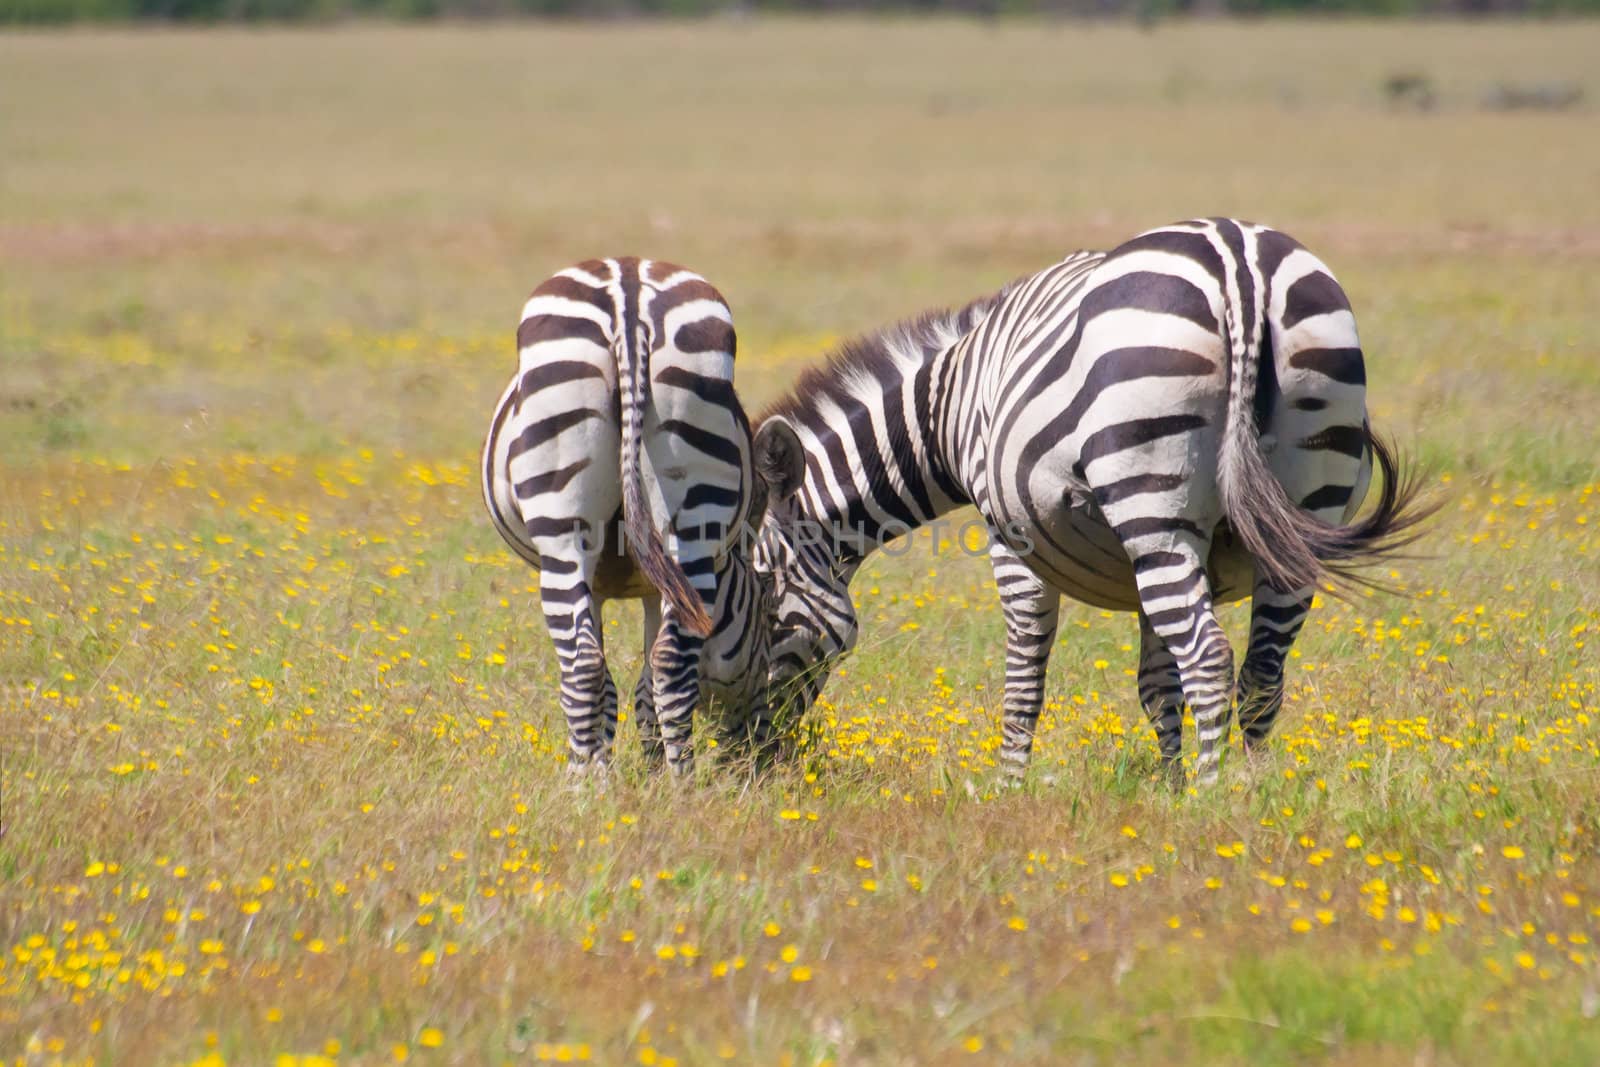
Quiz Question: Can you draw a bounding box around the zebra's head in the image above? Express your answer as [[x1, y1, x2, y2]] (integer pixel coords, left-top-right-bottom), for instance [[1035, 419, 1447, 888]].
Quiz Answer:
[[749, 415, 858, 733], [692, 409, 812, 733]]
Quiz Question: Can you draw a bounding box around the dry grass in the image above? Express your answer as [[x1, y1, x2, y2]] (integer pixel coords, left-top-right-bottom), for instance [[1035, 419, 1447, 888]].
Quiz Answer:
[[2, 18, 1599, 1067]]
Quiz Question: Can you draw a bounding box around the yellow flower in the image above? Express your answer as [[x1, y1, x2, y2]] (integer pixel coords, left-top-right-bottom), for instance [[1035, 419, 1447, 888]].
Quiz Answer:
[[419, 1027, 444, 1048]]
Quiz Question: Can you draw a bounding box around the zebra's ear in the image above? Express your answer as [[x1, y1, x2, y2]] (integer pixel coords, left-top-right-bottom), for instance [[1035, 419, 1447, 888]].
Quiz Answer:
[[754, 416, 805, 501]]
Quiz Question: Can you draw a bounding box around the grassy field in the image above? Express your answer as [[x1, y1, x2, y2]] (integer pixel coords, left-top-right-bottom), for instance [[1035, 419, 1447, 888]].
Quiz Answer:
[[3, 18, 1600, 1066]]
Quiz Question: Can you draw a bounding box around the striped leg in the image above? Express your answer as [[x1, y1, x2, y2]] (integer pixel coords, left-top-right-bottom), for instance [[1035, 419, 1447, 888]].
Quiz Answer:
[[992, 541, 1061, 778], [599, 664, 619, 754], [731, 564, 784, 767], [652, 613, 706, 776], [1136, 610, 1185, 782], [743, 701, 784, 769], [1236, 578, 1313, 748], [719, 664, 783, 768], [539, 565, 617, 768], [1130, 542, 1235, 785], [634, 596, 664, 765]]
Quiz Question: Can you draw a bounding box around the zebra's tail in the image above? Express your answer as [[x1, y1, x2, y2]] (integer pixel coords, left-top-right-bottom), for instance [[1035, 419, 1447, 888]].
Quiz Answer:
[[616, 318, 715, 637], [1216, 272, 1433, 595]]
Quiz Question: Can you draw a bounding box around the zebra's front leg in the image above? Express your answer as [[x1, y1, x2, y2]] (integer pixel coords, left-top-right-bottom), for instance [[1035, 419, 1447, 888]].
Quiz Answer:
[[991, 541, 1061, 779], [633, 596, 664, 766], [598, 664, 619, 756], [539, 569, 616, 769], [1137, 611, 1186, 787], [1236, 577, 1313, 751], [651, 611, 706, 776]]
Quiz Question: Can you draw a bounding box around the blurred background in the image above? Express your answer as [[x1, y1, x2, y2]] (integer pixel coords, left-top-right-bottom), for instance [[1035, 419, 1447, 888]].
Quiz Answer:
[[4, 13, 1599, 1064], [4, 0, 1598, 23], [2, 17, 1596, 480]]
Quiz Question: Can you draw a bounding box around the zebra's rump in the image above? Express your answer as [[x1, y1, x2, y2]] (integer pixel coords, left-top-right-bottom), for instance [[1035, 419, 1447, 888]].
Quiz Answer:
[[1007, 498, 1256, 612], [480, 371, 659, 601]]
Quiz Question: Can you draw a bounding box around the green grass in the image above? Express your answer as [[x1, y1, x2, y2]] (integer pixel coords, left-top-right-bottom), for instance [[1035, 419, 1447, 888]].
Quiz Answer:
[[3, 18, 1600, 1067]]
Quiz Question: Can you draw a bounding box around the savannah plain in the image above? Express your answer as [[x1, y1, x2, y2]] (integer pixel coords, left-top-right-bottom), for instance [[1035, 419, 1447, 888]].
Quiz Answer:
[[2, 19, 1599, 1065]]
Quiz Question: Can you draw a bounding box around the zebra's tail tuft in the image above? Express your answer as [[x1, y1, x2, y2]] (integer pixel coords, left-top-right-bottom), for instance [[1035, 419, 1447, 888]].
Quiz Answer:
[[1217, 282, 1435, 596], [617, 318, 715, 637]]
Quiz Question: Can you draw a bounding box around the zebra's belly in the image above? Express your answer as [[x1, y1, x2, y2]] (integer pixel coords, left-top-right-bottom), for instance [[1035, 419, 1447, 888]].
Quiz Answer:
[[1008, 503, 1256, 612], [593, 548, 658, 601], [501, 510, 659, 602]]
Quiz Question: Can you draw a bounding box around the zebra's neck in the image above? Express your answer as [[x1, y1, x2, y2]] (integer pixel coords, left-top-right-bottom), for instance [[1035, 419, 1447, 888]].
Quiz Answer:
[[762, 291, 1009, 563]]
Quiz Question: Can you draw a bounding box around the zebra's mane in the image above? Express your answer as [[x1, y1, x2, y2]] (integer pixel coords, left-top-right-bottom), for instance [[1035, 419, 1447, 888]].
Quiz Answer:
[[759, 284, 1014, 427]]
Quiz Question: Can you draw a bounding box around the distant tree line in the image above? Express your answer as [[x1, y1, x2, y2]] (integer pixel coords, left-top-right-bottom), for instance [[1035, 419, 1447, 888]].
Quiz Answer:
[[3, 0, 1595, 24]]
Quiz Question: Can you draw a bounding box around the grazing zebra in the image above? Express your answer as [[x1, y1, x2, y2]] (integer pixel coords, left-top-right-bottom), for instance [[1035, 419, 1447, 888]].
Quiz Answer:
[[751, 219, 1430, 783], [481, 257, 799, 773]]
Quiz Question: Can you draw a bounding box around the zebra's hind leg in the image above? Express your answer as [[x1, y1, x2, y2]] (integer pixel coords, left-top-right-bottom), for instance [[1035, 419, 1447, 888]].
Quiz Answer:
[[539, 567, 616, 769], [651, 611, 706, 777], [1129, 541, 1235, 785], [1136, 610, 1186, 787], [633, 596, 664, 766], [991, 541, 1062, 779], [1236, 577, 1313, 751]]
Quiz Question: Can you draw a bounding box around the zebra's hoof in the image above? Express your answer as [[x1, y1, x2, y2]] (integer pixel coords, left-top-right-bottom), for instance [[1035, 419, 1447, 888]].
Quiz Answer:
[[1161, 762, 1185, 793], [564, 756, 611, 793], [997, 766, 1028, 787]]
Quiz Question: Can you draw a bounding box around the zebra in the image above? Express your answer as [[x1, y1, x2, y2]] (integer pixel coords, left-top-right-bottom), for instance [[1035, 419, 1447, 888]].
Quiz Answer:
[[749, 218, 1431, 784], [481, 257, 800, 774]]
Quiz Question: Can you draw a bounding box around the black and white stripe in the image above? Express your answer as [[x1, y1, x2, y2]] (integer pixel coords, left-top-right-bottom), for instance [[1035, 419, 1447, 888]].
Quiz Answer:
[[482, 257, 788, 773], [752, 219, 1430, 783]]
